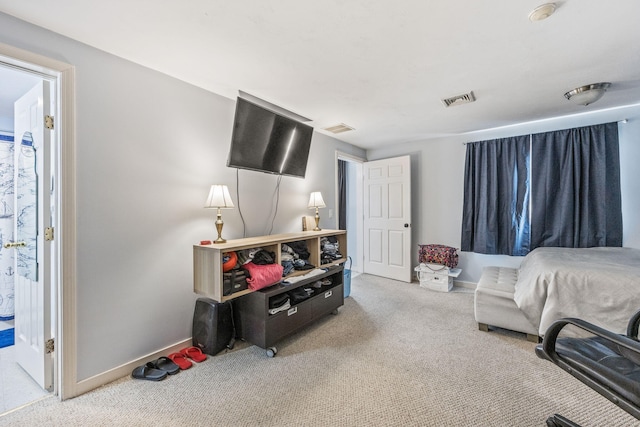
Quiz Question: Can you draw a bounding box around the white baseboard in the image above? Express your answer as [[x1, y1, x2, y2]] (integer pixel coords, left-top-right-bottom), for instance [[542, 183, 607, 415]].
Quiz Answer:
[[454, 280, 476, 290], [72, 338, 192, 398]]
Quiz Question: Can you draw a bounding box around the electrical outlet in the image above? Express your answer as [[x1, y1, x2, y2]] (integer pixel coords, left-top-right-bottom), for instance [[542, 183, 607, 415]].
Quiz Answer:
[[329, 209, 333, 218]]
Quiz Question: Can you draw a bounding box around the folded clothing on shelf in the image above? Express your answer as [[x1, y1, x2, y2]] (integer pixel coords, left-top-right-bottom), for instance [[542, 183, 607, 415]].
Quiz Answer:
[[269, 293, 289, 308], [286, 241, 311, 260], [236, 247, 263, 265], [268, 293, 291, 315], [281, 268, 327, 285], [252, 249, 276, 265], [242, 262, 284, 291], [268, 300, 291, 315], [287, 287, 315, 304], [320, 236, 342, 264]]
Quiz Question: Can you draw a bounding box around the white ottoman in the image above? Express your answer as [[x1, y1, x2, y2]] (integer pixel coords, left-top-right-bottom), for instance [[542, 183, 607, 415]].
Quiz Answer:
[[474, 266, 540, 342]]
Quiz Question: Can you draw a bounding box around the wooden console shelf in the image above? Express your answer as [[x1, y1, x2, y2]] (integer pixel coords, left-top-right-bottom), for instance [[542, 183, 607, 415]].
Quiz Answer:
[[194, 230, 347, 356], [193, 229, 347, 303]]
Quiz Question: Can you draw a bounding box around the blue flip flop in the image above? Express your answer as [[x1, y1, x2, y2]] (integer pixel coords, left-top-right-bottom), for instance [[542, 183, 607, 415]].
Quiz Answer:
[[147, 356, 180, 375], [131, 364, 167, 381]]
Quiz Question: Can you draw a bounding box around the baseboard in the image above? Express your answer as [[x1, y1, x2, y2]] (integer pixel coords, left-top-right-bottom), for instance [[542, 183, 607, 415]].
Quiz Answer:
[[454, 280, 476, 290], [72, 338, 192, 398]]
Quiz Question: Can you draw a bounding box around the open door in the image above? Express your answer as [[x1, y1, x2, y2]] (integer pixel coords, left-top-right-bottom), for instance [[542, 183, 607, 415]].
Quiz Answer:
[[363, 155, 411, 282], [10, 80, 53, 390]]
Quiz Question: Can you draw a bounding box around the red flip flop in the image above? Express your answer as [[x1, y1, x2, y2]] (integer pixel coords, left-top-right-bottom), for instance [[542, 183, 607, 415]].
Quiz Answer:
[[180, 346, 207, 363], [168, 352, 192, 370]]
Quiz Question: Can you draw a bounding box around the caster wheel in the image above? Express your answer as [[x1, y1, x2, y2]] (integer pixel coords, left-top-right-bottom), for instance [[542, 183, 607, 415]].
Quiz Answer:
[[266, 347, 277, 357], [331, 309, 339, 315]]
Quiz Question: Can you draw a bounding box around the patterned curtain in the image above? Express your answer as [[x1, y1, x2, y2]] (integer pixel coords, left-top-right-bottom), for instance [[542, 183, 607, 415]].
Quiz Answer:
[[0, 132, 14, 320]]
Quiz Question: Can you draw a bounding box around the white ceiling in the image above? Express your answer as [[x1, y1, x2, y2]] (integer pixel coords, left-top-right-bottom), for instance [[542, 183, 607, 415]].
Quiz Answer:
[[1, 1, 640, 149]]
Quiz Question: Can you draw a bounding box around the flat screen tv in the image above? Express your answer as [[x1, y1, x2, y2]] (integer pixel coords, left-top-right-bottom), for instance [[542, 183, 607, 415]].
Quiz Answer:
[[227, 97, 313, 178]]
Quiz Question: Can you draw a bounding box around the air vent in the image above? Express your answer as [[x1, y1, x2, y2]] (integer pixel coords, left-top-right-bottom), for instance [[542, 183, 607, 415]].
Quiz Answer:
[[323, 123, 355, 134], [441, 91, 476, 108]]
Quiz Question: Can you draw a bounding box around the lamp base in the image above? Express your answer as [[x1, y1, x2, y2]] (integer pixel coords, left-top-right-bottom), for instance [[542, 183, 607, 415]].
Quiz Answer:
[[314, 208, 321, 231], [214, 209, 226, 244]]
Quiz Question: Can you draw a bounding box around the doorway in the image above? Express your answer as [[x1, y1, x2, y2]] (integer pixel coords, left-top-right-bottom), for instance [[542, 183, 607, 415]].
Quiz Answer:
[[336, 152, 363, 276], [362, 156, 412, 282], [338, 154, 413, 283], [0, 62, 57, 413]]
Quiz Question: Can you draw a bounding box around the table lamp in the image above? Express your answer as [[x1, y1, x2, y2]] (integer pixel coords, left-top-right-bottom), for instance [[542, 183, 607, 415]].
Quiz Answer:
[[205, 184, 234, 243], [307, 191, 326, 231]]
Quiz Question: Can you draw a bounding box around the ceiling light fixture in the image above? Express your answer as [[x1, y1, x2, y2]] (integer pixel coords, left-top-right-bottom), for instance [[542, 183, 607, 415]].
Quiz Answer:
[[528, 3, 556, 22], [564, 82, 611, 106]]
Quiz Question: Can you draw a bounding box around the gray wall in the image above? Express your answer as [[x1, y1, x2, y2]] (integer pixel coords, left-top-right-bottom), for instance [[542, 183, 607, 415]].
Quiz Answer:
[[367, 104, 640, 284], [0, 116, 11, 130], [0, 12, 365, 381]]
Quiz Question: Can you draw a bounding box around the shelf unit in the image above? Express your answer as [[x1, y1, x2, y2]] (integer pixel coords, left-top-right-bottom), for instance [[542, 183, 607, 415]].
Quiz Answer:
[[193, 230, 347, 302], [193, 230, 347, 356]]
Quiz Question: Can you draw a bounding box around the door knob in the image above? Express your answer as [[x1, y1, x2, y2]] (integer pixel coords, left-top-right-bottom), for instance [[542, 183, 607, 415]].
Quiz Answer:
[[3, 241, 26, 249], [404, 224, 410, 228]]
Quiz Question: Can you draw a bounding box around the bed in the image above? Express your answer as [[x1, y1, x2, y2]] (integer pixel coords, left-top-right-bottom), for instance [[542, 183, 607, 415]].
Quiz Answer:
[[514, 247, 640, 336]]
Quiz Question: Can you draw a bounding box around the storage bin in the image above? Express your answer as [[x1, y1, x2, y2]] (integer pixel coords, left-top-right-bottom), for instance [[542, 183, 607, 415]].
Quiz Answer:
[[414, 264, 462, 293], [343, 256, 352, 298]]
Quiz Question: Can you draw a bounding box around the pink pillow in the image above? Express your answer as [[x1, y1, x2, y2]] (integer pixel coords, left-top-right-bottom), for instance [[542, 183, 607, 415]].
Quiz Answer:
[[242, 262, 284, 290]]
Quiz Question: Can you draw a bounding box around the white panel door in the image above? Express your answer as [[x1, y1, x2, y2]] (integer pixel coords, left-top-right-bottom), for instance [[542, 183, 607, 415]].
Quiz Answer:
[[13, 80, 53, 390], [363, 156, 411, 282]]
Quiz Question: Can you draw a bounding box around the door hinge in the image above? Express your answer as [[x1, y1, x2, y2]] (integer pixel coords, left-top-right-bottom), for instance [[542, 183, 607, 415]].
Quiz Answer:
[[45, 227, 54, 241], [46, 338, 55, 354], [45, 115, 54, 130]]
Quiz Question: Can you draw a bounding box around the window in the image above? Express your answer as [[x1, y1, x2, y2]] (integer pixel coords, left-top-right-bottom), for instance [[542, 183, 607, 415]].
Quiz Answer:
[[461, 122, 621, 255]]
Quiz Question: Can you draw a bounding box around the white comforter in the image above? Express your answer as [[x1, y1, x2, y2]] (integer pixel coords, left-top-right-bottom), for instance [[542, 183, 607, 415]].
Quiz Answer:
[[513, 247, 640, 335]]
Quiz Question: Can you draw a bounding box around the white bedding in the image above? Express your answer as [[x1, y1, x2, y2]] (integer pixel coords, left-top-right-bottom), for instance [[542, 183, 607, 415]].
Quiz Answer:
[[513, 247, 640, 335]]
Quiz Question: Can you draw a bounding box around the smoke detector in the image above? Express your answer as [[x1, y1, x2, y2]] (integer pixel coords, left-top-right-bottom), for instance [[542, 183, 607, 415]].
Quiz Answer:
[[529, 3, 556, 22], [441, 91, 476, 108], [323, 123, 355, 134]]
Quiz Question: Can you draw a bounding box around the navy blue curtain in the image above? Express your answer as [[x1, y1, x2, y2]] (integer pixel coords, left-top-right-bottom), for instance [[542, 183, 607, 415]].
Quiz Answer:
[[530, 122, 622, 248], [338, 159, 347, 230], [461, 136, 530, 255]]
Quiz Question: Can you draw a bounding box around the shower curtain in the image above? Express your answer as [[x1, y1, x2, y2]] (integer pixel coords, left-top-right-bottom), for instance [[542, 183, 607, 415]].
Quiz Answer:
[[0, 131, 14, 320]]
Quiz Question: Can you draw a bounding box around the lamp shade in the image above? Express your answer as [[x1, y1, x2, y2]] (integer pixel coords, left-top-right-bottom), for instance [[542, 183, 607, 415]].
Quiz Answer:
[[307, 191, 326, 208], [204, 185, 234, 208]]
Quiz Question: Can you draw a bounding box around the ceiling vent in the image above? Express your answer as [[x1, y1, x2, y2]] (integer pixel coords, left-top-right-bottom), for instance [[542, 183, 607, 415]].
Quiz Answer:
[[441, 91, 476, 108], [323, 123, 355, 134]]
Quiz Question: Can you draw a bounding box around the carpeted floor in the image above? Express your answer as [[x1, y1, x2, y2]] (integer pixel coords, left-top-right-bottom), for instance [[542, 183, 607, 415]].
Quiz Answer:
[[0, 274, 638, 426]]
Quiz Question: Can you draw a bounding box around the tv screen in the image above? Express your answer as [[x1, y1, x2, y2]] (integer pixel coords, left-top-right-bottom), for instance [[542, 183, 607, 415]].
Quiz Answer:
[[227, 97, 313, 178]]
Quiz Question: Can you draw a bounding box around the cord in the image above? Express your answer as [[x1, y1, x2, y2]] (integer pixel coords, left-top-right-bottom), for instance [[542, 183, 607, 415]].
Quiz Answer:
[[235, 168, 247, 238], [227, 301, 236, 350], [235, 168, 281, 236], [267, 174, 282, 235]]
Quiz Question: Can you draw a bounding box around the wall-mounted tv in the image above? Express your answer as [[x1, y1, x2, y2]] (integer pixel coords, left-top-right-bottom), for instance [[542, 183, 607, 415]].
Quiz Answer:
[[227, 97, 313, 178]]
